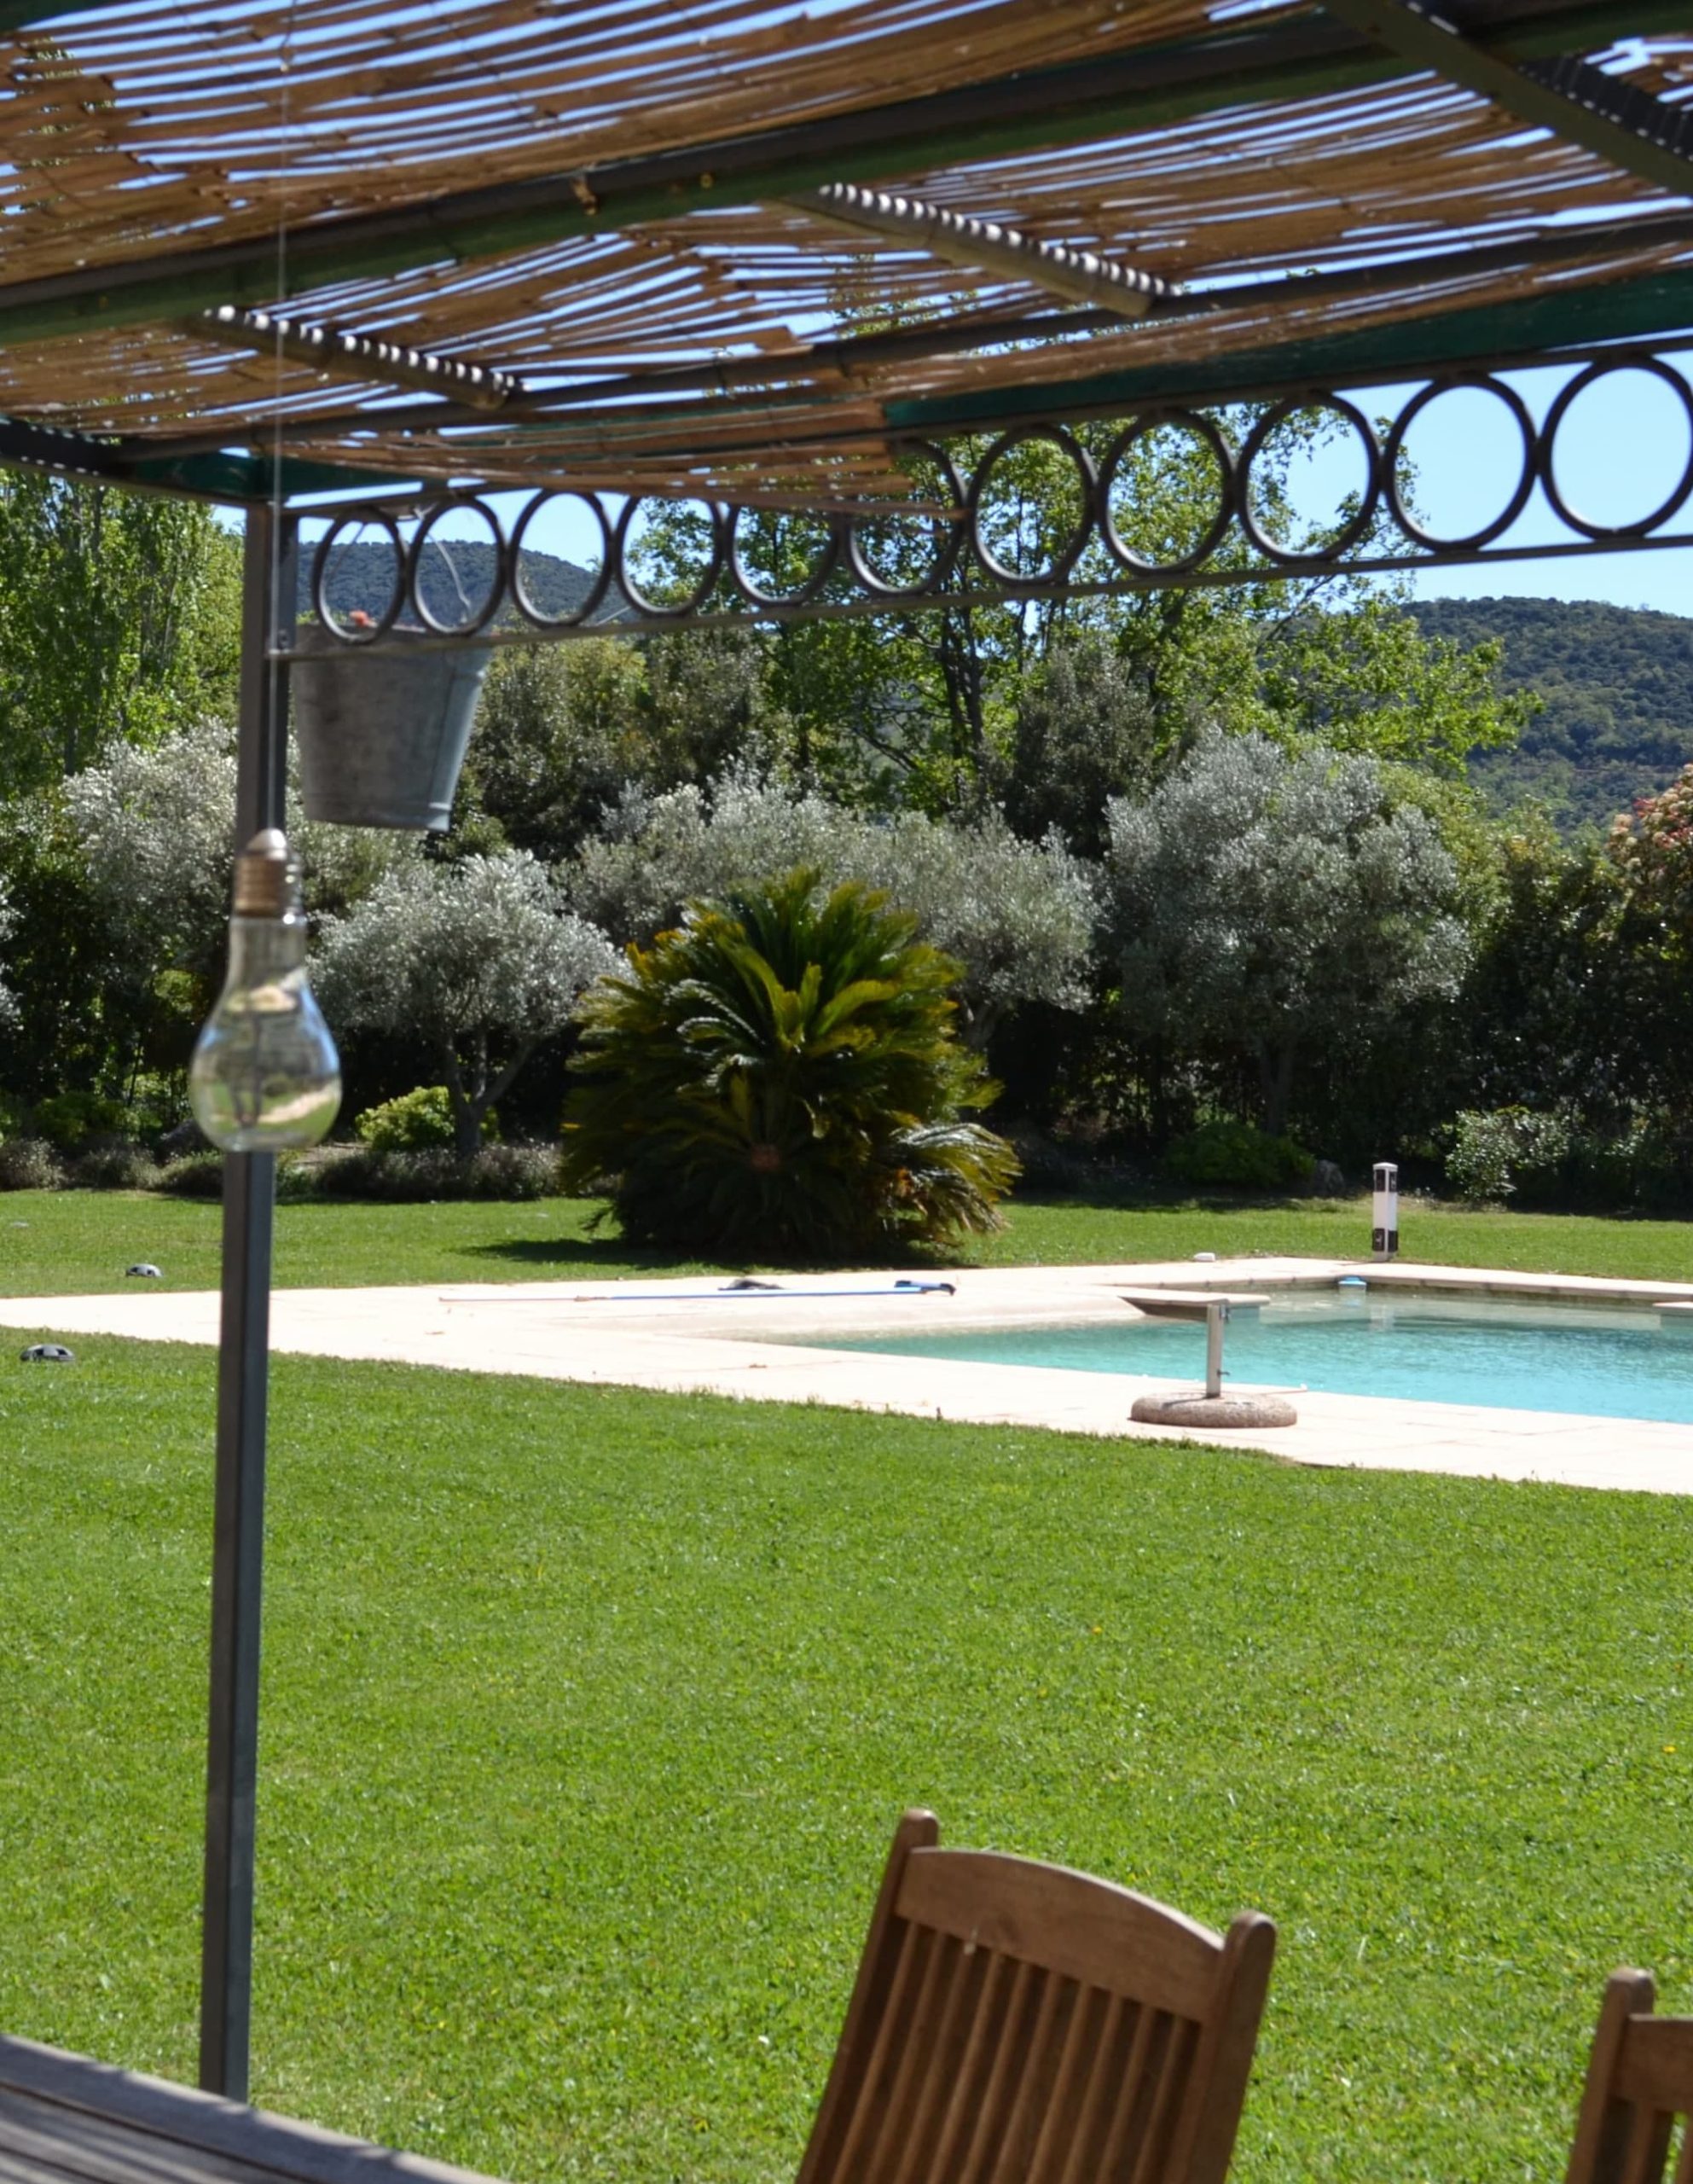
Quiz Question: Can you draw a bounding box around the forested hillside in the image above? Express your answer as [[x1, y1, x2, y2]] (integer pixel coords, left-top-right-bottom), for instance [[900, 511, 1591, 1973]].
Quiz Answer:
[[1410, 595, 1693, 830]]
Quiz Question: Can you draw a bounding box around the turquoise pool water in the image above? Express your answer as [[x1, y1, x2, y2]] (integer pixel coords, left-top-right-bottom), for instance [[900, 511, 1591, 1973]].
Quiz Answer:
[[833, 1292, 1693, 1424]]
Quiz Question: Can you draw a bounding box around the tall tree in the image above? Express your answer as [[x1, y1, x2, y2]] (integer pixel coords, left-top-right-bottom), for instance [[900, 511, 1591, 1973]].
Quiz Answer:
[[0, 475, 241, 792], [642, 415, 1529, 817], [455, 628, 777, 861]]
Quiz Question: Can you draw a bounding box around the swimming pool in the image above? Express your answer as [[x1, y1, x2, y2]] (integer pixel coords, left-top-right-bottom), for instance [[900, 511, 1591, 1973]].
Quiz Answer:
[[830, 1289, 1693, 1425]]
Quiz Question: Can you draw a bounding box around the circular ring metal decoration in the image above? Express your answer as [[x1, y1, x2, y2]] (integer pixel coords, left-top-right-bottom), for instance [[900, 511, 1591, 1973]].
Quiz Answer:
[[312, 508, 404, 642], [293, 338, 1693, 649], [967, 425, 1097, 589], [1238, 395, 1382, 566], [1383, 374, 1537, 552], [1099, 409, 1237, 576], [509, 490, 614, 628], [613, 495, 728, 619], [1540, 357, 1693, 540], [728, 502, 844, 609], [846, 442, 966, 597], [406, 497, 506, 636]]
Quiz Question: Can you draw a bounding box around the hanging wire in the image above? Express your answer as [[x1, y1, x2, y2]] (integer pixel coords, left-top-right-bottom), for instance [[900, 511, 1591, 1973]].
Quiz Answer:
[[265, 0, 301, 694]]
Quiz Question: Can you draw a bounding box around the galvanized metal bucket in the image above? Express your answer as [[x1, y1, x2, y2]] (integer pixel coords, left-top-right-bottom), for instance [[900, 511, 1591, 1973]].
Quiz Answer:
[[290, 626, 493, 831]]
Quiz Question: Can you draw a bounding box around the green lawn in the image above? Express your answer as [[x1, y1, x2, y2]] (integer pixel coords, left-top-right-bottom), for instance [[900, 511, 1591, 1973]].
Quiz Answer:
[[1, 1334, 1690, 2184], [2, 1186, 1691, 1294]]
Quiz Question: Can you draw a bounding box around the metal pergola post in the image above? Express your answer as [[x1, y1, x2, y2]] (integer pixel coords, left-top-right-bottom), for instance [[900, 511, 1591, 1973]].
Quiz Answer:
[[198, 504, 297, 2103]]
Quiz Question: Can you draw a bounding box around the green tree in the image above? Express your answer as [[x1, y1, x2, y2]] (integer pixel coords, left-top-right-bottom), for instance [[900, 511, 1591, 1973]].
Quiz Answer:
[[457, 639, 648, 860], [1002, 634, 1162, 855], [1460, 818, 1661, 1125], [0, 476, 241, 791], [0, 790, 132, 1105], [1103, 733, 1470, 1138], [315, 852, 617, 1155], [455, 629, 776, 861], [635, 419, 1528, 817], [1249, 595, 1534, 772], [562, 868, 1018, 1254], [0, 880, 19, 1033]]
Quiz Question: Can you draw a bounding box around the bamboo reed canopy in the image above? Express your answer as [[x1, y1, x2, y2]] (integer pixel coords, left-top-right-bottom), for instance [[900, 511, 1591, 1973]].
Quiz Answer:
[[1, 0, 1691, 508]]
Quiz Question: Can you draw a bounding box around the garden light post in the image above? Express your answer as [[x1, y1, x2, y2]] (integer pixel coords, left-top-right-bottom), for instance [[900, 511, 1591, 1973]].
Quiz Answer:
[[1372, 1162, 1400, 1262]]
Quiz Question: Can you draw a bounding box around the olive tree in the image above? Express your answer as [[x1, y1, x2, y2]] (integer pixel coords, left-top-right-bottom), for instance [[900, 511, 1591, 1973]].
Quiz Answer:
[[59, 718, 416, 1089], [570, 768, 1095, 1043], [1102, 732, 1470, 1137], [315, 851, 617, 1153], [65, 717, 237, 978], [68, 717, 416, 960]]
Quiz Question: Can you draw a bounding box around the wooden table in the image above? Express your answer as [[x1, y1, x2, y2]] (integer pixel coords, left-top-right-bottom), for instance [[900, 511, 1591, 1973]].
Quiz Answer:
[[0, 2033, 503, 2184]]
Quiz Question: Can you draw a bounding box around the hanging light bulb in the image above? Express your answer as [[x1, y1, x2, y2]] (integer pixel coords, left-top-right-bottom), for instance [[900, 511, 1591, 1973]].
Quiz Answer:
[[189, 829, 341, 1153]]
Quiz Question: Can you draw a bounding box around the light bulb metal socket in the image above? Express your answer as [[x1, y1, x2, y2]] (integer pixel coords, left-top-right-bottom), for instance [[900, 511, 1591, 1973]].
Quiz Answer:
[[231, 828, 297, 918]]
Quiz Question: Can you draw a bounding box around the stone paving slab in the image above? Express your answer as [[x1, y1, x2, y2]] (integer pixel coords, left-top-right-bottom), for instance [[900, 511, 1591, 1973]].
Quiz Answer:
[[1, 1258, 1690, 1496]]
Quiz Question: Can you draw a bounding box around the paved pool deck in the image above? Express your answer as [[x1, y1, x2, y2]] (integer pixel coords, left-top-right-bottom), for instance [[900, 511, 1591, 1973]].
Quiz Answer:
[[2, 1256, 1690, 1496]]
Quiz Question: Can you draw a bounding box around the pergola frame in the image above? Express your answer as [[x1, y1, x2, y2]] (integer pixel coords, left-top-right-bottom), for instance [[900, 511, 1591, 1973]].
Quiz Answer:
[[3, 0, 1691, 2117]]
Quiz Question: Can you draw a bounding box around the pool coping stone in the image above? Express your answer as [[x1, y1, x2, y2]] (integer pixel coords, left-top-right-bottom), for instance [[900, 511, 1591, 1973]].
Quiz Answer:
[[2, 1256, 1690, 1497]]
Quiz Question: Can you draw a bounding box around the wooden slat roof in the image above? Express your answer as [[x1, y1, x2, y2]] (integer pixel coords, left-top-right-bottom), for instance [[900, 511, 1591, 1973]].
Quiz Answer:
[[0, 0, 1689, 506]]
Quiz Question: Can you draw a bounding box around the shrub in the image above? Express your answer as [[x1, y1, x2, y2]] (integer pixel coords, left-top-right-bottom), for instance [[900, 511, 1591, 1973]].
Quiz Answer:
[[31, 1090, 132, 1151], [1445, 1107, 1574, 1205], [562, 868, 1019, 1255], [275, 1153, 323, 1202], [70, 1144, 162, 1190], [157, 1151, 224, 1197], [154, 1150, 322, 1201], [316, 1145, 559, 1201], [155, 1118, 212, 1161], [355, 1086, 496, 1153], [1441, 1110, 1693, 1213], [1166, 1120, 1316, 1192], [0, 1137, 63, 1190]]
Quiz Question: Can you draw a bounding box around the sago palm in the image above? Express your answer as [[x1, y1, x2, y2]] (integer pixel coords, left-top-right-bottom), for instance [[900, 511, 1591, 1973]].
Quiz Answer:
[[562, 868, 1018, 1255]]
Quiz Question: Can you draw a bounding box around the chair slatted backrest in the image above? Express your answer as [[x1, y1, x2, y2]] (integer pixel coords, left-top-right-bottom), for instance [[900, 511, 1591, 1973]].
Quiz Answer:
[[797, 1811, 1276, 2184], [1568, 1973, 1693, 2184]]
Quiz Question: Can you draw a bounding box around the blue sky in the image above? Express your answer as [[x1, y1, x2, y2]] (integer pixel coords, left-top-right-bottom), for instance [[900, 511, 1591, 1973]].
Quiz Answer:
[[1296, 356, 1693, 614]]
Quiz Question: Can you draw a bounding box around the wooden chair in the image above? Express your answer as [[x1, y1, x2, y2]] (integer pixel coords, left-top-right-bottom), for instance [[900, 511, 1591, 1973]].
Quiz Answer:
[[1567, 1971, 1693, 2184], [796, 1810, 1276, 2184]]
